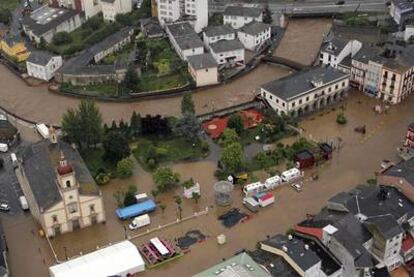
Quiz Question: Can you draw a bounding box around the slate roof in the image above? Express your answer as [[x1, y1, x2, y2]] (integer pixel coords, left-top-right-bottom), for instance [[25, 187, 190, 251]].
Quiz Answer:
[[27, 50, 57, 66], [262, 234, 321, 272], [239, 22, 270, 36], [204, 25, 235, 37], [22, 6, 80, 37], [364, 215, 403, 240], [167, 22, 195, 37], [352, 45, 382, 64], [187, 53, 217, 70], [209, 38, 244, 53], [223, 6, 263, 18], [321, 37, 349, 56], [22, 140, 100, 211], [383, 158, 414, 185], [261, 67, 348, 101], [175, 34, 204, 50]]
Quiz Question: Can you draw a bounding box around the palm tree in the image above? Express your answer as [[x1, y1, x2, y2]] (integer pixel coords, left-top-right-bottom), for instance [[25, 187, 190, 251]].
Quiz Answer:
[[160, 203, 166, 215], [174, 196, 182, 220]]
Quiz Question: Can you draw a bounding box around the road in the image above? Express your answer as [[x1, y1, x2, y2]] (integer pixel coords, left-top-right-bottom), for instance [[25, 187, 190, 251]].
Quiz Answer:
[[209, 0, 388, 14]]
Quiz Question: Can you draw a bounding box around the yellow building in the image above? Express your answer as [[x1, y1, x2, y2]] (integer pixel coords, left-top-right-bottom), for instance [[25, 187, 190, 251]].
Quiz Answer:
[[0, 37, 30, 62]]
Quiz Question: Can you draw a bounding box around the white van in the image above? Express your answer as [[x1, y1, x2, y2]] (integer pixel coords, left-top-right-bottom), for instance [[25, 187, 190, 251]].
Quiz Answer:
[[281, 168, 301, 183], [19, 196, 29, 210], [0, 143, 8, 153], [11, 153, 17, 167], [128, 214, 150, 230]]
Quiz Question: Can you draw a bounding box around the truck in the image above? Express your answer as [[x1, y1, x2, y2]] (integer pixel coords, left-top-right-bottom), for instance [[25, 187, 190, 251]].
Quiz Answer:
[[116, 199, 156, 220], [0, 143, 8, 153], [128, 214, 151, 230], [19, 196, 29, 210], [36, 123, 49, 139]]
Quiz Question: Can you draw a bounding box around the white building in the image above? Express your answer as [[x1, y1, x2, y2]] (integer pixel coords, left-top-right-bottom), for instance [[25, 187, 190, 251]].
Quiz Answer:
[[319, 37, 362, 69], [101, 0, 132, 22], [187, 53, 218, 87], [389, 0, 414, 29], [49, 241, 145, 277], [166, 22, 204, 61], [17, 130, 106, 237], [261, 67, 349, 117], [237, 21, 271, 51], [157, 0, 208, 33], [26, 51, 63, 81], [209, 39, 244, 67], [203, 25, 235, 48], [223, 5, 263, 29], [22, 5, 83, 43]]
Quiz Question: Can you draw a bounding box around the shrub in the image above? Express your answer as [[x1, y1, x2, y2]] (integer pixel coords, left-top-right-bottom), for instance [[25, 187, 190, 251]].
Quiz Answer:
[[336, 113, 347, 125], [52, 32, 72, 45], [153, 167, 180, 192], [200, 140, 210, 154], [116, 158, 134, 178], [95, 172, 111, 185]]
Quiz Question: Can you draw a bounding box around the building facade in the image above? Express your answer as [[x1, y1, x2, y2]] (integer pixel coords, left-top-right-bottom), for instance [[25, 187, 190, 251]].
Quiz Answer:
[[187, 53, 218, 87], [320, 37, 362, 69], [203, 25, 235, 48], [26, 51, 63, 81], [209, 39, 244, 67], [157, 0, 207, 33], [17, 132, 105, 237], [261, 67, 349, 117], [237, 22, 271, 51], [223, 6, 263, 29], [390, 0, 414, 29], [101, 0, 132, 22]]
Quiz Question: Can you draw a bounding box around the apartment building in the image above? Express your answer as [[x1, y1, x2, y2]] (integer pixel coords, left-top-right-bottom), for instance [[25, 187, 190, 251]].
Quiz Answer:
[[203, 25, 235, 48], [237, 21, 271, 51], [223, 5, 263, 29], [157, 0, 207, 33], [389, 0, 414, 29], [209, 39, 245, 68], [26, 51, 63, 81], [187, 53, 218, 87], [261, 67, 349, 117], [101, 0, 132, 22], [166, 22, 204, 61], [319, 37, 362, 70]]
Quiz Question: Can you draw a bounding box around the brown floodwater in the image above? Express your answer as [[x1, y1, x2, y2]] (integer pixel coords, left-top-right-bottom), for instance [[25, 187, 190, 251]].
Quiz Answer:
[[0, 63, 291, 125], [3, 70, 414, 276]]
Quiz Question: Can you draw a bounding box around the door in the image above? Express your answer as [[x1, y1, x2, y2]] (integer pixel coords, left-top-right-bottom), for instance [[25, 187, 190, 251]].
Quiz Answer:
[[91, 215, 98, 225], [72, 219, 80, 230], [54, 226, 61, 236]]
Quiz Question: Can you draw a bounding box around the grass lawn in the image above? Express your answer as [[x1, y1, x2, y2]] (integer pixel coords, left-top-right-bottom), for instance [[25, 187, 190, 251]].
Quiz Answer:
[[81, 148, 116, 177], [132, 136, 207, 171], [2, 0, 19, 11], [137, 72, 188, 91]]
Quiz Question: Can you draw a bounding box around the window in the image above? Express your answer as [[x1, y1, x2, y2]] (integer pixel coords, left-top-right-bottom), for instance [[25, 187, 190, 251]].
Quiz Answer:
[[291, 102, 295, 108], [342, 81, 345, 87], [89, 204, 95, 213], [306, 96, 309, 101], [299, 99, 302, 104], [205, 68, 208, 72], [328, 87, 331, 93], [335, 84, 338, 90], [66, 180, 71, 188], [68, 203, 77, 214], [52, 215, 58, 223], [269, 95, 273, 100]]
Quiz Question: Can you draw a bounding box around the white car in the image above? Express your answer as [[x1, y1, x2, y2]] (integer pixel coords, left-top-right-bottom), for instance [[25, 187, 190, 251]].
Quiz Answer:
[[0, 203, 10, 212], [291, 182, 303, 192]]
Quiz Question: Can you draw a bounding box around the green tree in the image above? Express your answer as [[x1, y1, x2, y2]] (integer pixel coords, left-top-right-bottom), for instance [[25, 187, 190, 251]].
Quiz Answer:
[[174, 195, 183, 220], [219, 128, 239, 147], [130, 111, 142, 137], [103, 131, 131, 163], [153, 167, 180, 192], [78, 100, 103, 148], [123, 66, 139, 91], [52, 31, 72, 45], [0, 9, 12, 25], [151, 189, 159, 201], [181, 94, 195, 115], [160, 203, 166, 215], [115, 13, 133, 26], [220, 142, 243, 172], [116, 158, 134, 178], [61, 108, 81, 146], [39, 37, 47, 49], [192, 192, 200, 204], [182, 178, 195, 189], [123, 185, 137, 207], [174, 113, 201, 144], [227, 114, 244, 135]]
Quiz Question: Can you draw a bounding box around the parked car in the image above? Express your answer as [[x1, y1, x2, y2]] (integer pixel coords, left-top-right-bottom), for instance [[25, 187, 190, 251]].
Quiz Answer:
[[0, 203, 10, 212], [291, 182, 303, 192]]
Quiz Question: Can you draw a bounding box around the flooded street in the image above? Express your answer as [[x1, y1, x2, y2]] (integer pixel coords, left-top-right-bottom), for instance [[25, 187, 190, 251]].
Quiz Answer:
[[0, 63, 291, 124], [274, 18, 332, 66], [3, 87, 414, 276]]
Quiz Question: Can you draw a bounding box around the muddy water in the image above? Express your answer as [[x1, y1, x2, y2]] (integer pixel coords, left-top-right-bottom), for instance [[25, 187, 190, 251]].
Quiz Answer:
[[0, 63, 291, 125]]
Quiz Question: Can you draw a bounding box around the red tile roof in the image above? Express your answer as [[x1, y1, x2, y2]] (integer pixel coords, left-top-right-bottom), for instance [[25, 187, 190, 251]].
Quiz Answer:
[[294, 225, 323, 240], [402, 234, 414, 253], [57, 164, 73, 176]]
